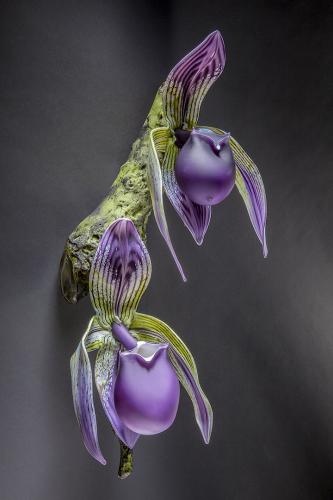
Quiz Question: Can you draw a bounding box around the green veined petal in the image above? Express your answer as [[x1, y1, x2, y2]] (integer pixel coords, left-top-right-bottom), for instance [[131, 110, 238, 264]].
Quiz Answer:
[[163, 31, 226, 130], [131, 313, 212, 443], [231, 136, 268, 257], [70, 317, 108, 465], [89, 218, 152, 328], [148, 127, 187, 281]]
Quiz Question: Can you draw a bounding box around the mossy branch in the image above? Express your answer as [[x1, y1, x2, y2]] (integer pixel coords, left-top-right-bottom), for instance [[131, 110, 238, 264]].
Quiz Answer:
[[60, 88, 167, 303], [118, 441, 133, 479]]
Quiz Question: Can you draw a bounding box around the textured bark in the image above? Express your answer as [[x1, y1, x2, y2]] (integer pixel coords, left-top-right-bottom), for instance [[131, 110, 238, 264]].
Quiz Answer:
[[118, 441, 133, 479], [60, 88, 167, 303]]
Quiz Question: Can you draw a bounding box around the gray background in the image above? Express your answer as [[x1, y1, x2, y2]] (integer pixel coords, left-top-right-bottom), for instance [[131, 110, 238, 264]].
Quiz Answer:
[[1, 1, 333, 499]]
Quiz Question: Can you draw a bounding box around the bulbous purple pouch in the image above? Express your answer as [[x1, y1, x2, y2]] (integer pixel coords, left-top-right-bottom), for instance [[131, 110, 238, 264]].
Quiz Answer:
[[175, 128, 236, 206], [114, 342, 180, 435]]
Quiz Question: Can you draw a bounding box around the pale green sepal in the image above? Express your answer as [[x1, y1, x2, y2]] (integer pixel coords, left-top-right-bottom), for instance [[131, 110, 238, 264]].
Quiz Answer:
[[131, 313, 213, 444], [148, 127, 187, 281]]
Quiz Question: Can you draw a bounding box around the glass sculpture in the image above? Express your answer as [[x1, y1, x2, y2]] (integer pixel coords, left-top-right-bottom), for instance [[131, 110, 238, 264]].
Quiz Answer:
[[60, 30, 267, 478]]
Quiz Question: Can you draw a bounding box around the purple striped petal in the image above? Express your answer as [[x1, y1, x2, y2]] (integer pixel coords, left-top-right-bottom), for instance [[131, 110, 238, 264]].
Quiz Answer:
[[162, 141, 211, 245], [94, 337, 140, 449], [170, 351, 212, 444], [89, 218, 152, 328], [199, 126, 268, 256], [231, 136, 268, 256], [148, 127, 187, 281], [131, 313, 213, 444], [70, 318, 107, 465], [163, 30, 226, 130]]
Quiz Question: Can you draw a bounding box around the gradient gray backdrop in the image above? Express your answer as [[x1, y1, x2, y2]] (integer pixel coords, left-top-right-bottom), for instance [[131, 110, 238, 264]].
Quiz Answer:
[[1, 1, 333, 499]]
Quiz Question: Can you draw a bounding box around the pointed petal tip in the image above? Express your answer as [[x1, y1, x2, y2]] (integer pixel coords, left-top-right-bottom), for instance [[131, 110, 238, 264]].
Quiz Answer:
[[163, 30, 226, 130], [229, 134, 267, 258], [194, 220, 210, 246], [169, 245, 187, 282], [171, 244, 187, 281], [262, 229, 268, 258], [263, 243, 268, 258], [195, 236, 204, 246], [206, 29, 226, 61], [203, 434, 211, 445], [209, 29, 224, 45], [202, 417, 213, 444], [89, 217, 152, 326], [203, 30, 227, 69], [97, 455, 107, 466], [180, 268, 187, 282], [124, 435, 139, 450]]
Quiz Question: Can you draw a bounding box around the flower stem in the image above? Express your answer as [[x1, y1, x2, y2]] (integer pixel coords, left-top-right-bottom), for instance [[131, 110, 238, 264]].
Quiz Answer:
[[118, 441, 133, 479]]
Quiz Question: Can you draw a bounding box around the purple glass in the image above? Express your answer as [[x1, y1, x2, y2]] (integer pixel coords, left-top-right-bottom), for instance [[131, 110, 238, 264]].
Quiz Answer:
[[175, 128, 236, 206], [114, 341, 180, 435], [112, 321, 137, 350]]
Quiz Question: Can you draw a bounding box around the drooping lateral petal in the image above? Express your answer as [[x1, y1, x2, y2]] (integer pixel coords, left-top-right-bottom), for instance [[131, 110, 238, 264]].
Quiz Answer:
[[94, 336, 140, 449], [131, 313, 213, 444], [169, 350, 212, 445], [89, 218, 152, 328], [230, 136, 268, 257], [200, 126, 268, 256], [70, 317, 107, 465], [148, 127, 187, 281], [162, 140, 211, 245], [163, 30, 226, 130]]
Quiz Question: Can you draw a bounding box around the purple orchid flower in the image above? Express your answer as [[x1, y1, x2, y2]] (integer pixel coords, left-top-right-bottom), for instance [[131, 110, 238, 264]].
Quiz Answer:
[[70, 218, 212, 470], [115, 340, 180, 435], [148, 30, 268, 281]]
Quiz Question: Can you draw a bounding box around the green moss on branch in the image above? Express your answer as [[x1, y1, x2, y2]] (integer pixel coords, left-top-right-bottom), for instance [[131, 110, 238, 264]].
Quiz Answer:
[[60, 89, 167, 303]]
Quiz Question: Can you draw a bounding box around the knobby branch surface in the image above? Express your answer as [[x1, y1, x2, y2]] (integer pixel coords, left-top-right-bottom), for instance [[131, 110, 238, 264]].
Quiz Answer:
[[118, 441, 133, 479], [60, 88, 167, 303]]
